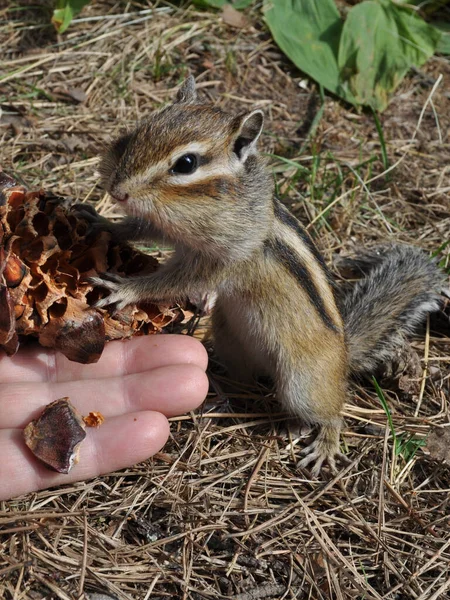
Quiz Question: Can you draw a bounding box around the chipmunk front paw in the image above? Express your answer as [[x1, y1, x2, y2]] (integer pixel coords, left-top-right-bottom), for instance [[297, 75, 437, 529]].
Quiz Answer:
[[72, 204, 116, 237], [89, 273, 140, 310]]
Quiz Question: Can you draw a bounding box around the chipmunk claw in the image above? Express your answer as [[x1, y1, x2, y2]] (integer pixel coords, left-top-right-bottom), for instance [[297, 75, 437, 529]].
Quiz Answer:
[[297, 422, 347, 477], [298, 445, 335, 478], [88, 273, 134, 310]]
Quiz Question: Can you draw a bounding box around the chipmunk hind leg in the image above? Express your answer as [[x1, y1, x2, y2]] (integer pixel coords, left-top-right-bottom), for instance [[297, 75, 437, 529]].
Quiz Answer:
[[277, 354, 348, 476]]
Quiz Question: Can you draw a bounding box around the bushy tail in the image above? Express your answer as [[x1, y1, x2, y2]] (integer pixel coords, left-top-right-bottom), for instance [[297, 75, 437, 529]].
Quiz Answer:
[[338, 245, 445, 375]]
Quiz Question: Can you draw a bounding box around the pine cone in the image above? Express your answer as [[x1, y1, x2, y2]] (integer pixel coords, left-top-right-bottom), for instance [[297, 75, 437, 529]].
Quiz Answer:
[[0, 170, 184, 363]]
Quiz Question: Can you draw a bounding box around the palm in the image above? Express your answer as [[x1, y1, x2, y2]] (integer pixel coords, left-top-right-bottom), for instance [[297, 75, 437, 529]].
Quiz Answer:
[[0, 335, 208, 501]]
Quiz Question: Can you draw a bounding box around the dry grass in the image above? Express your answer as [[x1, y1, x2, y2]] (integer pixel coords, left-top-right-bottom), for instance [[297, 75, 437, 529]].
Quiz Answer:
[[1, 1, 450, 598]]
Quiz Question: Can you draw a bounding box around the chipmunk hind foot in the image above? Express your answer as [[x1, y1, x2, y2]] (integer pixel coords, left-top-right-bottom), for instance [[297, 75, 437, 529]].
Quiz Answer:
[[297, 420, 348, 477]]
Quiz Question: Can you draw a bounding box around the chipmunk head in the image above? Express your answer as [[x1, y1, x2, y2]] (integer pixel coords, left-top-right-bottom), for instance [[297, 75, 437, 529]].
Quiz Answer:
[[99, 76, 274, 258]]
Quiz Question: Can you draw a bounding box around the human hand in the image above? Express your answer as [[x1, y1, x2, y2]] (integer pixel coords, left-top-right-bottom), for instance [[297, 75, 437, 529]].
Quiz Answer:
[[0, 334, 208, 501]]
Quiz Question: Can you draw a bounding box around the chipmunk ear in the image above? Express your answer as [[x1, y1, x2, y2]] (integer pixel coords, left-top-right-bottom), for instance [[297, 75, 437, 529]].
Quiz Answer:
[[232, 110, 264, 162], [175, 76, 197, 105]]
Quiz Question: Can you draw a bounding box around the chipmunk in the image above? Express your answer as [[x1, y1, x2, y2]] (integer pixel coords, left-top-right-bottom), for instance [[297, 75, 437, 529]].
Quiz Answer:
[[84, 76, 444, 475]]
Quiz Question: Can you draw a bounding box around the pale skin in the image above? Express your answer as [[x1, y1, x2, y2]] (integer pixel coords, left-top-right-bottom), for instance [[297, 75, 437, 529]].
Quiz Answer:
[[0, 334, 209, 502]]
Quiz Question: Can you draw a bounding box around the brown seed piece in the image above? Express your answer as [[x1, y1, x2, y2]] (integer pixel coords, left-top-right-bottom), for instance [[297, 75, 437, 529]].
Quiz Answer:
[[23, 398, 87, 473], [83, 411, 105, 428]]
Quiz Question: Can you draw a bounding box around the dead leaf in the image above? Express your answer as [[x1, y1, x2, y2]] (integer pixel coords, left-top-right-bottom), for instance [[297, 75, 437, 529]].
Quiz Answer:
[[0, 105, 33, 133], [221, 5, 248, 29], [423, 427, 450, 464], [53, 87, 87, 103]]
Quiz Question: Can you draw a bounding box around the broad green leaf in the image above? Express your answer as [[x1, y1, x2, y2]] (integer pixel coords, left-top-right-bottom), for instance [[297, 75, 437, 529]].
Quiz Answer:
[[338, 1, 440, 111], [263, 0, 344, 99], [432, 20, 450, 54], [263, 0, 440, 112], [52, 0, 91, 33], [338, 2, 389, 109], [233, 0, 254, 8]]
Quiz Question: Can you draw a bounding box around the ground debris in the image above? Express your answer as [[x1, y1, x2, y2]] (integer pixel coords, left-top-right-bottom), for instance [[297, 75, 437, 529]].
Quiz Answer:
[[423, 426, 450, 464], [232, 583, 286, 599]]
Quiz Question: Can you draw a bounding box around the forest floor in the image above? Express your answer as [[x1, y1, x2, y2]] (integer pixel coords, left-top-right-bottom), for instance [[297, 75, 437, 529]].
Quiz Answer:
[[1, 1, 450, 599]]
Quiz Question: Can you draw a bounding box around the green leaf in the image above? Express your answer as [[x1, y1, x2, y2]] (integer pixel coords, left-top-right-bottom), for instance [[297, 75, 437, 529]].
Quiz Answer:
[[337, 1, 440, 111], [233, 0, 254, 8], [432, 20, 450, 54], [264, 0, 440, 112], [263, 0, 344, 99], [52, 0, 91, 33], [338, 2, 390, 109]]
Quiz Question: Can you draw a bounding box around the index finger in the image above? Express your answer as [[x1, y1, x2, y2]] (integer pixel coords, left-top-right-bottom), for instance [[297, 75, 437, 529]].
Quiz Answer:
[[0, 335, 208, 383]]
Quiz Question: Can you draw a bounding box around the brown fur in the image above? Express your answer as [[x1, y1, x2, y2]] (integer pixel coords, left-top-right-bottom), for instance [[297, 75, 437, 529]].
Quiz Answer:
[[86, 77, 443, 476]]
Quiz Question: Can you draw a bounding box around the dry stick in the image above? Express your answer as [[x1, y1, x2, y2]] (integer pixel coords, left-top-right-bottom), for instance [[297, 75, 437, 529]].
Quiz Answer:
[[415, 315, 431, 417], [0, 510, 85, 524], [383, 479, 439, 538], [13, 562, 26, 599], [169, 412, 286, 421], [143, 523, 228, 550], [226, 501, 302, 540], [0, 55, 59, 83], [142, 573, 162, 600], [32, 573, 73, 600], [416, 575, 450, 600], [332, 466, 398, 568], [385, 538, 450, 597], [327, 560, 346, 600], [280, 553, 294, 600], [243, 445, 271, 515], [0, 524, 40, 534], [0, 563, 27, 577], [86, 566, 133, 600], [191, 457, 260, 502], [78, 513, 89, 598], [297, 498, 384, 600], [376, 426, 389, 556]]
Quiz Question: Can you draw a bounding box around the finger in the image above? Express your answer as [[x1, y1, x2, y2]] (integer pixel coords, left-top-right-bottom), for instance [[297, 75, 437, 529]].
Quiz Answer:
[[0, 411, 169, 502], [0, 334, 208, 383], [1, 364, 209, 428]]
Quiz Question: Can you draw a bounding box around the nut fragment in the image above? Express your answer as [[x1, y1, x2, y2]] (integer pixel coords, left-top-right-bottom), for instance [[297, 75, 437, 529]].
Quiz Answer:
[[83, 411, 105, 428], [39, 297, 105, 363], [23, 398, 87, 473]]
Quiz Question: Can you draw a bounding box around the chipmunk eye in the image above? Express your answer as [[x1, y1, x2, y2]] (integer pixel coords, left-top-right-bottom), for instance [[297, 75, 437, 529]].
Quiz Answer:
[[171, 153, 198, 175]]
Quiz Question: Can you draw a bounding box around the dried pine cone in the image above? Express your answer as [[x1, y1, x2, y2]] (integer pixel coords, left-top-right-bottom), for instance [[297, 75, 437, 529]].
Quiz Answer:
[[0, 169, 185, 363]]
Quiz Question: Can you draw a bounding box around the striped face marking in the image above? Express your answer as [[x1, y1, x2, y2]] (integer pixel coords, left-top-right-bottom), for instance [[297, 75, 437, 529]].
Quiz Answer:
[[123, 141, 241, 193], [100, 104, 261, 208]]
